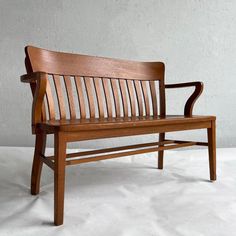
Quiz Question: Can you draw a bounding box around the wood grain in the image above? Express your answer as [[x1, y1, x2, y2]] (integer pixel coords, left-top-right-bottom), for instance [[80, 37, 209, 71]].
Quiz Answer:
[[119, 79, 129, 117], [64, 76, 76, 119], [111, 79, 121, 117], [53, 75, 66, 119], [27, 46, 165, 80], [103, 78, 113, 117], [141, 81, 150, 116], [74, 76, 86, 119], [84, 77, 96, 118], [94, 77, 105, 118]]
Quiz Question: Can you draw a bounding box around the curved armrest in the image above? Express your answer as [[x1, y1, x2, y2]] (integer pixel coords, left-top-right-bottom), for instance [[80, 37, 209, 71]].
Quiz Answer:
[[21, 72, 47, 127], [20, 71, 46, 83], [165, 81, 203, 116]]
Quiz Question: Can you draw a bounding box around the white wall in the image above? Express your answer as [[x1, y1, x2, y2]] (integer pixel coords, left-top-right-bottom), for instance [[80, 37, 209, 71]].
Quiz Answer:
[[0, 0, 236, 148]]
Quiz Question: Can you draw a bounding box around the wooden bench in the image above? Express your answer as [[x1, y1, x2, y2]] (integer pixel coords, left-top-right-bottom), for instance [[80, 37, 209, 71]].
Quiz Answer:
[[21, 46, 216, 225]]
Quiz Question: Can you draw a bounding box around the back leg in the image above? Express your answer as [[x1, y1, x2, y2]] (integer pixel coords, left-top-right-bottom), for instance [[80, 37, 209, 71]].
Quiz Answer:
[[31, 131, 47, 195], [158, 133, 165, 169]]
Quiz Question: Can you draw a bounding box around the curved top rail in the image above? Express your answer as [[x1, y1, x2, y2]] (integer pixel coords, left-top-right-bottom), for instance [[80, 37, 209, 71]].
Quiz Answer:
[[26, 46, 164, 81]]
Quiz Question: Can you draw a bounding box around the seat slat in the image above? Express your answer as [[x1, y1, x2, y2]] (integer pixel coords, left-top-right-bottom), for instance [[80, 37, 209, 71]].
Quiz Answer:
[[84, 77, 96, 118], [103, 78, 113, 118], [127, 80, 136, 116], [150, 81, 158, 116], [74, 76, 86, 119], [141, 81, 150, 116], [94, 77, 105, 118], [53, 75, 66, 119], [119, 79, 129, 117], [111, 79, 121, 117], [64, 76, 76, 119], [46, 80, 55, 120], [134, 80, 144, 116]]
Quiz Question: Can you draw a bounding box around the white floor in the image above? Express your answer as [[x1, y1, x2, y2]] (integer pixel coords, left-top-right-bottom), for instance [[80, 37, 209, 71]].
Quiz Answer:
[[0, 147, 236, 236]]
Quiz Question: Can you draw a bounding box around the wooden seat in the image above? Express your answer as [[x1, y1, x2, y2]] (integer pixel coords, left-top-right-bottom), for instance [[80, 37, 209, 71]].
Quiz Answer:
[[39, 115, 215, 133], [21, 46, 216, 226]]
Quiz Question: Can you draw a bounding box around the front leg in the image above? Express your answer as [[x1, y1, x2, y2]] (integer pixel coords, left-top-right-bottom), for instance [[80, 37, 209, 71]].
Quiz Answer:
[[31, 131, 47, 195], [54, 132, 67, 226]]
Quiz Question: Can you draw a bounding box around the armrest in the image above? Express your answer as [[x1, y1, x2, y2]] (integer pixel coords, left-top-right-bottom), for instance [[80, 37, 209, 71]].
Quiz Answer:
[[21, 72, 47, 128], [165, 81, 203, 116], [20, 71, 46, 83]]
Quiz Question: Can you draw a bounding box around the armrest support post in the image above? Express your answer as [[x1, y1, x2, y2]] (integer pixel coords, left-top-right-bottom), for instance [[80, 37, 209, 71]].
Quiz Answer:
[[20, 71, 46, 83], [165, 81, 203, 116], [21, 72, 47, 132]]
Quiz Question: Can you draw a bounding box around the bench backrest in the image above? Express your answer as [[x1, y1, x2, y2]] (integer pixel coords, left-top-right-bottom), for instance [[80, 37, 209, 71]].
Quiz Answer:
[[25, 46, 166, 121]]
